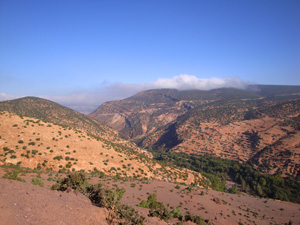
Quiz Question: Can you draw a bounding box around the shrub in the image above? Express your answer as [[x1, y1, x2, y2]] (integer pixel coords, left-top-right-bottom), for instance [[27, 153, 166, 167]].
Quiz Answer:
[[175, 184, 181, 189], [116, 204, 145, 224], [88, 183, 125, 209], [53, 155, 63, 161], [3, 167, 25, 182], [149, 207, 172, 222], [50, 172, 143, 224], [51, 172, 89, 193], [99, 171, 107, 178], [32, 150, 38, 155], [184, 213, 206, 225], [138, 193, 164, 209], [31, 178, 44, 187], [171, 206, 183, 220]]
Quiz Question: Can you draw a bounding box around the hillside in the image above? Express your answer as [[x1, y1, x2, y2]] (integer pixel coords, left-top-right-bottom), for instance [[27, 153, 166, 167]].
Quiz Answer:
[[0, 111, 205, 185], [89, 85, 300, 180], [0, 96, 115, 136], [0, 96, 148, 156]]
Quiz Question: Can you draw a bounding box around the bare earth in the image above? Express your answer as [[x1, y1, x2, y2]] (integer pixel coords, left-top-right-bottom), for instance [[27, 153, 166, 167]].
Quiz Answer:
[[1, 166, 300, 225], [0, 177, 109, 225], [101, 178, 300, 225]]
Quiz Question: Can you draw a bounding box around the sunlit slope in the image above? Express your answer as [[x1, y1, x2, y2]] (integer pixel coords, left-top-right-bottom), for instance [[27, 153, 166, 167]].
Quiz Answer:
[[0, 111, 205, 185]]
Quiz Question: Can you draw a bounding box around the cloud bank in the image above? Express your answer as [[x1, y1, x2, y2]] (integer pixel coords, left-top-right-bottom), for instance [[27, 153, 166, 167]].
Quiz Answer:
[[144, 75, 248, 90], [1, 75, 250, 114]]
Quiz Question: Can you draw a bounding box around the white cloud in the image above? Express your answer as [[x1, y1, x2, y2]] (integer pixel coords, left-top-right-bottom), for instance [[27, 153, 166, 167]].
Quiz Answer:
[[0, 93, 20, 101], [148, 75, 248, 90], [1, 75, 251, 114]]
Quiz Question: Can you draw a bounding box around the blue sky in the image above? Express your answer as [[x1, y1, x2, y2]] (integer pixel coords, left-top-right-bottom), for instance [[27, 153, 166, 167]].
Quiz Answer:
[[0, 0, 299, 112]]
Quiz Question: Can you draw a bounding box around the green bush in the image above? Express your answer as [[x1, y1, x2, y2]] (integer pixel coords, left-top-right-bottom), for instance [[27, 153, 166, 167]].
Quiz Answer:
[[3, 167, 25, 182], [149, 207, 172, 222], [171, 206, 183, 220], [88, 183, 125, 209], [31, 150, 38, 155], [137, 193, 164, 209], [50, 172, 144, 224], [31, 178, 44, 187], [116, 204, 145, 224], [175, 184, 181, 189], [184, 213, 206, 225], [53, 155, 63, 161], [51, 172, 89, 193]]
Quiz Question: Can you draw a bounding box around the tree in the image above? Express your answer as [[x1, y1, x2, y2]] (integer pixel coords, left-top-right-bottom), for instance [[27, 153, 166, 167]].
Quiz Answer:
[[256, 184, 263, 196]]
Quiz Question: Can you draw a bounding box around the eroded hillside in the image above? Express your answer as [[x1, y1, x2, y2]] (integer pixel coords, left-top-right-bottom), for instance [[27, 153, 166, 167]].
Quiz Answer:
[[90, 86, 300, 180], [141, 98, 300, 180], [89, 88, 261, 139]]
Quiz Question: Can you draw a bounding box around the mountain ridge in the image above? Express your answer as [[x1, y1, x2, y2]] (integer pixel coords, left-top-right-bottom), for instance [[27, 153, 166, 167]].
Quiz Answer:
[[89, 85, 300, 180]]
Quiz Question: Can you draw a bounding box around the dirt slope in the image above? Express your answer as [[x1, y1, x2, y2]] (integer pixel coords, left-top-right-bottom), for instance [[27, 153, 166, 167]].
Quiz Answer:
[[0, 177, 108, 225], [1, 168, 299, 225]]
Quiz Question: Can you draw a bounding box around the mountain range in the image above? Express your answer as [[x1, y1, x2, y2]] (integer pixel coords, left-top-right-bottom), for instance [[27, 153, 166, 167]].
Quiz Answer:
[[89, 85, 300, 180]]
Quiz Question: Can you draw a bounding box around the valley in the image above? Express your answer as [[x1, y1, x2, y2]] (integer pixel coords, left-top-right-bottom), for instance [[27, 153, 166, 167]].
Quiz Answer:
[[90, 85, 300, 181], [1, 85, 300, 224]]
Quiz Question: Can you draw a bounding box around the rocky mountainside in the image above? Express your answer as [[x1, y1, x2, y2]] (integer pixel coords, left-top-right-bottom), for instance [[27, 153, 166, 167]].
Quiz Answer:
[[89, 85, 300, 180], [89, 88, 261, 139]]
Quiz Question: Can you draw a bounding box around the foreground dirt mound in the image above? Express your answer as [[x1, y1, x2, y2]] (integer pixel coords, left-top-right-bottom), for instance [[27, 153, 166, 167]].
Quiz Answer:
[[0, 178, 108, 225]]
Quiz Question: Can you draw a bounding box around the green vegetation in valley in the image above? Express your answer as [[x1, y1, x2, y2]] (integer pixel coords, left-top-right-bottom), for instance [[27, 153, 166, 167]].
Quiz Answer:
[[151, 151, 300, 204]]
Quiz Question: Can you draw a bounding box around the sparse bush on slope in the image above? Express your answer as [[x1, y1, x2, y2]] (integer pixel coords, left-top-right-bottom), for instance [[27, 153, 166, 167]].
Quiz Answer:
[[51, 172, 145, 224]]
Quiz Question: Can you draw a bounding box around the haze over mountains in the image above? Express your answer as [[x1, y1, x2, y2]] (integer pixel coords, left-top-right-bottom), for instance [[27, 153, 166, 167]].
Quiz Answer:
[[0, 75, 251, 114], [90, 85, 300, 180]]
